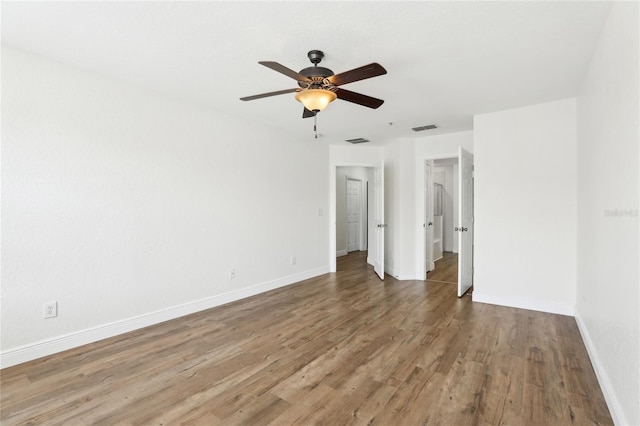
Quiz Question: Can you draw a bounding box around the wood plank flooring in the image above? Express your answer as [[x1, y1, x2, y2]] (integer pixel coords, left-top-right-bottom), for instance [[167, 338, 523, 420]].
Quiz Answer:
[[427, 251, 458, 284], [0, 251, 612, 425]]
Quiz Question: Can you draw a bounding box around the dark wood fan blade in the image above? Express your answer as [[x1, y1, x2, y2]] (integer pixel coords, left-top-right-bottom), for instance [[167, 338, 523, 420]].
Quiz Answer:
[[302, 108, 316, 118], [336, 88, 384, 109], [240, 88, 298, 101], [328, 63, 387, 86], [259, 61, 312, 82]]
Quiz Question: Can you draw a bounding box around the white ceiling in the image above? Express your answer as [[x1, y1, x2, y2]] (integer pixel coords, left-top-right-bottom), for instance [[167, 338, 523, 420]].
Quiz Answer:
[[1, 1, 611, 146]]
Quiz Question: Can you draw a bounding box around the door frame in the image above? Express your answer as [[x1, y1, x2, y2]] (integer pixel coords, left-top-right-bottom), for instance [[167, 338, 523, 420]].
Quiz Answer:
[[425, 161, 435, 274], [416, 153, 473, 281], [330, 163, 378, 273]]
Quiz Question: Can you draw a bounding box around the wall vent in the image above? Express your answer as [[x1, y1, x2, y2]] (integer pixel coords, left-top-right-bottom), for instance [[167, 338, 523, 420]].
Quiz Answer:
[[345, 138, 370, 144], [412, 124, 438, 132]]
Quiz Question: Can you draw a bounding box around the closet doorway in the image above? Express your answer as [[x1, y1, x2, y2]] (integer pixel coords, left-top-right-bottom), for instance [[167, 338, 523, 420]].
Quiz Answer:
[[335, 166, 375, 269], [330, 162, 385, 279]]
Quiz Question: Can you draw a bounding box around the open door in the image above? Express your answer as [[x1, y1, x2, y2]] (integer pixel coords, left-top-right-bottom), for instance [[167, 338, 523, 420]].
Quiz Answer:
[[346, 178, 361, 253], [373, 161, 385, 280], [457, 147, 473, 297], [425, 161, 435, 273]]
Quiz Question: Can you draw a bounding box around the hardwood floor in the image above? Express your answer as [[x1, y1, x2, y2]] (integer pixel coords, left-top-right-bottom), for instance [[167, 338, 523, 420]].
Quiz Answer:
[[427, 251, 458, 284], [1, 251, 611, 425]]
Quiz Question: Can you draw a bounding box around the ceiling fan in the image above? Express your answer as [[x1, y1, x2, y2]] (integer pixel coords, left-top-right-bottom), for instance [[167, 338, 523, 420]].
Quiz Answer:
[[240, 50, 387, 118]]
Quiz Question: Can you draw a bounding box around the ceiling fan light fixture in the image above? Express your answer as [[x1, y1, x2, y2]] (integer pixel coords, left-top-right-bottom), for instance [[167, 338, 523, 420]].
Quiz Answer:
[[295, 89, 337, 112]]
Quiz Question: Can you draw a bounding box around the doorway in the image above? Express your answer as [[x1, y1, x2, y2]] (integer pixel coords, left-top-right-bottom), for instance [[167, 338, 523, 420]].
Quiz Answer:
[[427, 158, 459, 284], [419, 148, 474, 297], [336, 167, 372, 261], [333, 165, 386, 279]]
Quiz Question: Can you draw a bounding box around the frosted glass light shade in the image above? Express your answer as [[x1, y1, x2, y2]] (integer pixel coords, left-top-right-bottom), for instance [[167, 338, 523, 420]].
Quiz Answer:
[[295, 89, 337, 112]]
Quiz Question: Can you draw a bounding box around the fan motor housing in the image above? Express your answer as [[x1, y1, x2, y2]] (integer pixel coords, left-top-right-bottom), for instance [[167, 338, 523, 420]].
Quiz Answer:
[[298, 66, 334, 88]]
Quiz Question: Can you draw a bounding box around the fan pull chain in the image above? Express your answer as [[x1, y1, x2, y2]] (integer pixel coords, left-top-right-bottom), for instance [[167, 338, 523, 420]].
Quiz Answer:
[[314, 113, 318, 139]]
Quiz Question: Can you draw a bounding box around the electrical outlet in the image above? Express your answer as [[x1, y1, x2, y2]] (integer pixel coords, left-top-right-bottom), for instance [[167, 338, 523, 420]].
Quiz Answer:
[[43, 302, 57, 319], [291, 256, 296, 265], [229, 268, 235, 279]]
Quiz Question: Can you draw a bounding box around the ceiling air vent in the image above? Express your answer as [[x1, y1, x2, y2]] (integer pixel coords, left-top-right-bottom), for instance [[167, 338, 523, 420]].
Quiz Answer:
[[412, 124, 438, 132], [345, 138, 370, 144]]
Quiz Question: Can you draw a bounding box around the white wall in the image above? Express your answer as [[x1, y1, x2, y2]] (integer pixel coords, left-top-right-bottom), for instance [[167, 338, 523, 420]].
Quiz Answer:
[[329, 145, 383, 165], [1, 48, 330, 366], [473, 98, 577, 315], [416, 130, 473, 159], [575, 2, 639, 424], [384, 138, 417, 279]]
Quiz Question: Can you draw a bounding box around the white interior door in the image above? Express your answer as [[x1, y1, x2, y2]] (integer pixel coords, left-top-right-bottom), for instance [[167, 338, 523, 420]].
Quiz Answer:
[[346, 178, 361, 252], [425, 161, 435, 273], [373, 162, 385, 280], [457, 147, 474, 297]]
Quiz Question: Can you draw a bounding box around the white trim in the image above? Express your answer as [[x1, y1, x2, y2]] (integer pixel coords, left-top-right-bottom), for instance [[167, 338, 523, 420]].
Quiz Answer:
[[0, 266, 329, 369], [472, 292, 575, 316], [574, 309, 627, 426], [336, 249, 348, 257]]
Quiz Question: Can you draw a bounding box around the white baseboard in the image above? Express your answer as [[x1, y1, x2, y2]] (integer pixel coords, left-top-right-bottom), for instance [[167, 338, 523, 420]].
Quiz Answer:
[[472, 292, 575, 317], [385, 263, 394, 278], [383, 264, 420, 281], [0, 266, 329, 369], [336, 249, 348, 257], [574, 309, 627, 426], [394, 274, 422, 280]]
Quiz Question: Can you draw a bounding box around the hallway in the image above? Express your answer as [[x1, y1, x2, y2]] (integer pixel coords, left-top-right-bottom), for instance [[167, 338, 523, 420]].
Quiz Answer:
[[427, 251, 458, 283]]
